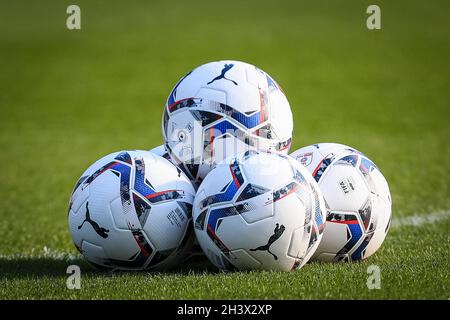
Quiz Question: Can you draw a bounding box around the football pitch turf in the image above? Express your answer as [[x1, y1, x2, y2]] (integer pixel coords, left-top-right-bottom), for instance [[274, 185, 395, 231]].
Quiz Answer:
[[0, 0, 449, 299]]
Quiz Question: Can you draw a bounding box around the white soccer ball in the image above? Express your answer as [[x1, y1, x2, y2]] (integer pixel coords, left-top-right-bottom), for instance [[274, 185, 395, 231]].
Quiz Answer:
[[291, 143, 392, 262], [68, 150, 196, 271], [162, 60, 294, 184], [193, 151, 326, 271]]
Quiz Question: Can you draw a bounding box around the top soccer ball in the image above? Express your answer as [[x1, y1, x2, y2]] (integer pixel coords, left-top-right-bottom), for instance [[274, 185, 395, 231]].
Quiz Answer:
[[162, 60, 294, 184], [291, 143, 392, 262]]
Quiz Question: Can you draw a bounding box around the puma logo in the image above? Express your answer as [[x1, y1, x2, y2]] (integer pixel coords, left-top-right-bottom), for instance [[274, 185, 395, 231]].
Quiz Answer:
[[250, 223, 285, 260], [207, 63, 238, 86], [78, 202, 109, 239]]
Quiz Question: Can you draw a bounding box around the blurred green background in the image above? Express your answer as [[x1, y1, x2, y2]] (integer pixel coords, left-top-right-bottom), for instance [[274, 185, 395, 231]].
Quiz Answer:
[[0, 0, 448, 299]]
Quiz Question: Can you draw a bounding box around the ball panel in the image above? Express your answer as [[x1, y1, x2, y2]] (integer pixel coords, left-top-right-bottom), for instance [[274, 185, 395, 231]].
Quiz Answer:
[[80, 240, 109, 267], [239, 192, 274, 224], [228, 249, 262, 270], [196, 87, 228, 105], [287, 225, 308, 260], [312, 220, 351, 259], [109, 196, 129, 230], [313, 252, 337, 262], [144, 202, 189, 251], [268, 90, 293, 141], [363, 195, 391, 259], [319, 164, 370, 213]]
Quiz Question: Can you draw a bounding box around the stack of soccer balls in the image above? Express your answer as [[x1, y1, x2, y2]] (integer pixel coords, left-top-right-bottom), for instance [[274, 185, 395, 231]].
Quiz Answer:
[[68, 60, 392, 272]]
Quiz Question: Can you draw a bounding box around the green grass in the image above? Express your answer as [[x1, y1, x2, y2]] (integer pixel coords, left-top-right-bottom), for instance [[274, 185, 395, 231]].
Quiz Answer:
[[0, 0, 449, 299]]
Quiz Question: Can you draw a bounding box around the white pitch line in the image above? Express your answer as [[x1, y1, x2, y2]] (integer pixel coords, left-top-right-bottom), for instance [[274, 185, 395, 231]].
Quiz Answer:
[[391, 210, 450, 228], [0, 246, 79, 261]]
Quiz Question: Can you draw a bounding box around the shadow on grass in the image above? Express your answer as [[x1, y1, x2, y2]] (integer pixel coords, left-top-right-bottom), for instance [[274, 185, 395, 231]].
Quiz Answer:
[[0, 257, 92, 279], [0, 255, 219, 279]]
